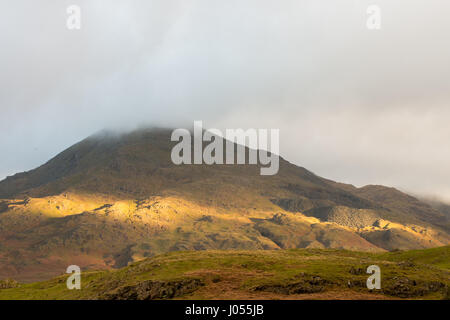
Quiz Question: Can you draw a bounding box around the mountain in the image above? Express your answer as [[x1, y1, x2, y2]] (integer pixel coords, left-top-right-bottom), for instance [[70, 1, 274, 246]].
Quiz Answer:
[[0, 127, 449, 282]]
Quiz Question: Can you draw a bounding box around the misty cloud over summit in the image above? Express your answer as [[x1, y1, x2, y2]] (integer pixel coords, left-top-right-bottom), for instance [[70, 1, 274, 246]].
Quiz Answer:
[[1, 0, 450, 199]]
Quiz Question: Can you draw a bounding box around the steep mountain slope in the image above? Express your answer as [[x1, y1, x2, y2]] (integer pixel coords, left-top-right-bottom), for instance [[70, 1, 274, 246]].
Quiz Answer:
[[420, 197, 450, 220], [0, 127, 448, 281]]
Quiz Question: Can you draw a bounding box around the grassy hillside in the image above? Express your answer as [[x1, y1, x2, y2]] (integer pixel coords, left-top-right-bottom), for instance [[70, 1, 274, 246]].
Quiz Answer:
[[0, 247, 448, 300]]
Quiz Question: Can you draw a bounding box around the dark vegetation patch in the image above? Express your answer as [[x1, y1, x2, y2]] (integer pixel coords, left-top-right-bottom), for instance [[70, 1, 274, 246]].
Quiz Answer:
[[382, 277, 448, 298], [100, 278, 204, 300], [93, 204, 113, 211], [197, 215, 213, 223], [252, 275, 333, 294]]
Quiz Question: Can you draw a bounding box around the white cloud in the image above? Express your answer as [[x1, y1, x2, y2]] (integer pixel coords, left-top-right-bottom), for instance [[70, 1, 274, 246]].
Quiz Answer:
[[1, 0, 450, 199]]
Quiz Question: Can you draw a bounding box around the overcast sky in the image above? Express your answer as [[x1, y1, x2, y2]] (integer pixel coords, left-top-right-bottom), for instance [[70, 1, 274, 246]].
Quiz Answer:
[[1, 0, 450, 200]]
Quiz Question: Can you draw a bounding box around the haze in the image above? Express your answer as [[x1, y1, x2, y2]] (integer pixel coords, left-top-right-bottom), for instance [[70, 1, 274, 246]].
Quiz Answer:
[[1, 0, 450, 200]]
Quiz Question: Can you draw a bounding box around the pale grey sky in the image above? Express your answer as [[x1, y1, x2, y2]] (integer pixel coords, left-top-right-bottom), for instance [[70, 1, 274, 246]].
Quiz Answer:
[[1, 0, 450, 200]]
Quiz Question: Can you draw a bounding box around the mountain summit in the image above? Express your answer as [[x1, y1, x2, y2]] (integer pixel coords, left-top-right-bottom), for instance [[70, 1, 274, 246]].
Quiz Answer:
[[0, 127, 449, 281]]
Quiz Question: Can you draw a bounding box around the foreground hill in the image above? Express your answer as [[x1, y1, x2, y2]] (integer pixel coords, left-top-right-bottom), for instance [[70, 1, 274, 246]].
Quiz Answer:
[[0, 247, 449, 300], [0, 128, 449, 281]]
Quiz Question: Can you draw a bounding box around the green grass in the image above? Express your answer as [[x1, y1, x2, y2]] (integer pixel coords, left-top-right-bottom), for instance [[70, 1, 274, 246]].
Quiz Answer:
[[377, 246, 450, 269], [0, 247, 449, 300]]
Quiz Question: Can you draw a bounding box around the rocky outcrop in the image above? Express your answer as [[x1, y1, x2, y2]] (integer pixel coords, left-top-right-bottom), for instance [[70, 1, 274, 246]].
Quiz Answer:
[[0, 279, 19, 289], [304, 206, 378, 229]]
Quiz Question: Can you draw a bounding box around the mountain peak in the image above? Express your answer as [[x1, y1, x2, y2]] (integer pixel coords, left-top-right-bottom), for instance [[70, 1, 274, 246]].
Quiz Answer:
[[0, 128, 449, 281]]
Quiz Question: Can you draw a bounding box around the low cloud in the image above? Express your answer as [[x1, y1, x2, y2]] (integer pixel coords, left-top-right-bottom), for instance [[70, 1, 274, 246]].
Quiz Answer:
[[1, 0, 450, 199]]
